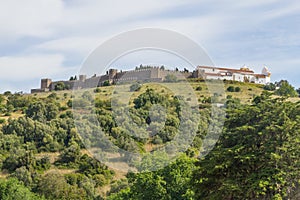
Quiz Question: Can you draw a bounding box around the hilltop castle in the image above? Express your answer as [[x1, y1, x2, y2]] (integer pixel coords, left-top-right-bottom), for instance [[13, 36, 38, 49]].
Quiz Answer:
[[31, 65, 271, 93]]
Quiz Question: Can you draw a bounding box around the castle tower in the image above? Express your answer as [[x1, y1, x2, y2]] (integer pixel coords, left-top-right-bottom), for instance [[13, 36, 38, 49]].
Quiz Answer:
[[150, 67, 159, 79], [262, 66, 271, 77], [109, 69, 118, 79], [41, 78, 52, 90], [262, 66, 271, 84], [79, 75, 87, 82]]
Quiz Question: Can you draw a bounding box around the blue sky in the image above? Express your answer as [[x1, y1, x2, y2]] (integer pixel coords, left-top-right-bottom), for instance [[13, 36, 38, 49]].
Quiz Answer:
[[0, 0, 299, 93]]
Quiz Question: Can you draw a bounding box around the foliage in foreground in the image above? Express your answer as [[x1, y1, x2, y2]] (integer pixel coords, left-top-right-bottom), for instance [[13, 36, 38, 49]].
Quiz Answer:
[[109, 94, 300, 200], [0, 84, 299, 199]]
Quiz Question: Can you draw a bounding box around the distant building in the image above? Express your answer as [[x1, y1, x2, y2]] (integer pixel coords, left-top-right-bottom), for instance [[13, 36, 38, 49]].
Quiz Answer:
[[31, 78, 52, 93], [196, 65, 271, 84], [31, 65, 271, 93]]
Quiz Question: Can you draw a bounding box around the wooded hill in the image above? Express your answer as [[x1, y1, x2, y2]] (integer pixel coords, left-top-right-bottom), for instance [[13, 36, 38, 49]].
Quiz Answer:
[[0, 80, 299, 199]]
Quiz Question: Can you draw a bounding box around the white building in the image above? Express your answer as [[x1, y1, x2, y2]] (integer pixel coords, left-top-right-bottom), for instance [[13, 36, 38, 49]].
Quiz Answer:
[[197, 65, 271, 85]]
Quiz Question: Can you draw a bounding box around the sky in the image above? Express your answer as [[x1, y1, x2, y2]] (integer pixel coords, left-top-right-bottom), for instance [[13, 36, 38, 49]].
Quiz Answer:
[[0, 0, 299, 93]]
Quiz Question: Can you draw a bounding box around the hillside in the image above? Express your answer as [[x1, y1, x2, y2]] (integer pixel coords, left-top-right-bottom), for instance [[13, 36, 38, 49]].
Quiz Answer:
[[0, 80, 299, 199]]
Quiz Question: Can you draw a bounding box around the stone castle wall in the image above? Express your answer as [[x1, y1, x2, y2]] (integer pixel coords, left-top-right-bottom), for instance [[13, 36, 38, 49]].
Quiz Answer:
[[31, 66, 270, 93], [32, 67, 194, 93]]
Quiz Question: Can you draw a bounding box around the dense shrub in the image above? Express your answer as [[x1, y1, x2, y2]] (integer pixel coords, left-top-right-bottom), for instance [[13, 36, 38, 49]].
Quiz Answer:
[[195, 86, 202, 91], [0, 178, 43, 200], [94, 87, 101, 93], [263, 83, 276, 91], [275, 80, 298, 97], [227, 86, 241, 92], [227, 86, 235, 92], [164, 74, 178, 82], [54, 82, 69, 91], [130, 83, 142, 92], [234, 86, 241, 92], [103, 80, 110, 86]]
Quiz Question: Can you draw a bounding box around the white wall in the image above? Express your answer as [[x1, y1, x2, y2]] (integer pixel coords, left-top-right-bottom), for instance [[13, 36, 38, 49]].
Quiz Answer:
[[206, 75, 222, 80], [198, 67, 270, 85], [199, 67, 220, 74]]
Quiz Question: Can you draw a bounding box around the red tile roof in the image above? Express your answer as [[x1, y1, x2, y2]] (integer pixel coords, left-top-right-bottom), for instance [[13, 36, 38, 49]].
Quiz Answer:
[[197, 66, 255, 73]]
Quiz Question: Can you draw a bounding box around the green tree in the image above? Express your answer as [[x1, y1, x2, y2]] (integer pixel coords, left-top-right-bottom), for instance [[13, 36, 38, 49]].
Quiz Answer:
[[57, 144, 81, 165], [193, 95, 300, 199], [164, 74, 178, 82], [3, 117, 56, 151], [103, 80, 111, 86], [94, 87, 101, 93], [297, 88, 300, 97], [47, 93, 57, 99], [2, 147, 36, 172], [275, 80, 298, 97], [130, 83, 142, 92], [37, 173, 89, 200], [3, 91, 12, 96], [25, 102, 47, 122], [195, 86, 202, 91], [227, 86, 235, 92], [54, 82, 67, 91], [7, 94, 32, 110], [133, 89, 168, 109], [82, 91, 93, 102], [46, 103, 59, 121], [130, 172, 167, 199], [0, 178, 43, 200], [234, 86, 241, 92], [263, 83, 276, 91], [11, 166, 34, 187], [35, 156, 51, 171], [110, 155, 197, 200], [78, 154, 114, 179], [0, 94, 5, 104]]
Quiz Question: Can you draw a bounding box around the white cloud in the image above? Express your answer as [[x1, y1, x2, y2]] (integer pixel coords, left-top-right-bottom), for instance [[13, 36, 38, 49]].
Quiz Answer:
[[231, 0, 280, 8], [26, 0, 297, 58], [0, 0, 300, 91], [33, 13, 228, 58], [262, 1, 300, 20], [30, 0, 299, 58], [34, 36, 108, 56], [0, 54, 71, 80], [57, 0, 189, 27], [0, 0, 63, 40]]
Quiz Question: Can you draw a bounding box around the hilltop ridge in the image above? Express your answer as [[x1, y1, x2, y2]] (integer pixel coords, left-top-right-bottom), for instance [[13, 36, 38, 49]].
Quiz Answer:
[[31, 65, 271, 94]]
